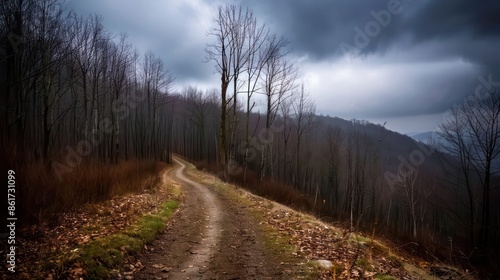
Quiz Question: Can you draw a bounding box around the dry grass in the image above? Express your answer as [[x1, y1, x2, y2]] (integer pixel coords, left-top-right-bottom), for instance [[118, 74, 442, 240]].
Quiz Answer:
[[16, 159, 167, 223], [195, 160, 313, 212]]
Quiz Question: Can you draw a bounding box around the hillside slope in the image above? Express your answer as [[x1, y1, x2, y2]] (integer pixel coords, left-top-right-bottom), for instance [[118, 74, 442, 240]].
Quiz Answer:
[[181, 158, 473, 279]]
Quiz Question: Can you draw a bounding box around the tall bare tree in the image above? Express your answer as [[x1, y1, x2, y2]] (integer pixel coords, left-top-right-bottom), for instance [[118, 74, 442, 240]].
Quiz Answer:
[[324, 125, 343, 216], [242, 15, 268, 181], [438, 89, 500, 247], [396, 169, 419, 239], [291, 84, 316, 188], [205, 4, 260, 180], [205, 5, 234, 180], [259, 35, 295, 178]]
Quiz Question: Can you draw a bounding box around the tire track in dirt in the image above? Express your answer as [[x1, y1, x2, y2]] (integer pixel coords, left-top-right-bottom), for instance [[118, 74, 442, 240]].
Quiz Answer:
[[134, 157, 297, 279], [168, 158, 222, 277], [134, 158, 222, 279]]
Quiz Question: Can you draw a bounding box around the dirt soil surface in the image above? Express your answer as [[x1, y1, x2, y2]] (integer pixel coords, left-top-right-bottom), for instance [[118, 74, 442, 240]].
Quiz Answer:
[[133, 158, 296, 280]]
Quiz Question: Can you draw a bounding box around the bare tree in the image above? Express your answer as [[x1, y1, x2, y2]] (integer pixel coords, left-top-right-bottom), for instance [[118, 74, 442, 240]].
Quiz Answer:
[[242, 15, 268, 180], [261, 35, 294, 129], [205, 4, 264, 180], [259, 35, 296, 179], [71, 15, 106, 139], [325, 125, 343, 216], [438, 105, 477, 245], [396, 169, 419, 239], [140, 50, 174, 159], [205, 4, 236, 180], [1, 0, 32, 155], [438, 89, 500, 247], [277, 98, 293, 184], [181, 86, 213, 160], [228, 6, 255, 168], [291, 84, 316, 188], [28, 0, 74, 159]]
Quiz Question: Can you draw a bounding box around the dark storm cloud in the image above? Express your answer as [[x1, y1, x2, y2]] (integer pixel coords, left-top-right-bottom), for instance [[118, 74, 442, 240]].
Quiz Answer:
[[65, 0, 500, 130], [239, 0, 416, 59], [393, 1, 500, 78], [240, 0, 500, 121], [239, 0, 393, 59], [241, 0, 500, 63], [404, 1, 500, 43]]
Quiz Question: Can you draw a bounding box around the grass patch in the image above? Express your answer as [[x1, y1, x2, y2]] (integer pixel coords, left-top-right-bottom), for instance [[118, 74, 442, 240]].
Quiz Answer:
[[350, 234, 371, 244], [75, 199, 180, 278], [374, 273, 397, 280], [403, 263, 440, 280], [261, 221, 297, 258], [81, 224, 102, 234], [356, 257, 372, 270]]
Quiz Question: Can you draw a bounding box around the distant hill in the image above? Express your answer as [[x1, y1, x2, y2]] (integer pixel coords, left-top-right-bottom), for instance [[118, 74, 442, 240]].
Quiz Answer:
[[407, 131, 441, 145], [315, 115, 444, 177], [330, 120, 500, 180]]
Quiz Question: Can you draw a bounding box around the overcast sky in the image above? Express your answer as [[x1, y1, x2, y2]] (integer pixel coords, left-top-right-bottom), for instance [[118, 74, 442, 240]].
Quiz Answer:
[[65, 0, 500, 134]]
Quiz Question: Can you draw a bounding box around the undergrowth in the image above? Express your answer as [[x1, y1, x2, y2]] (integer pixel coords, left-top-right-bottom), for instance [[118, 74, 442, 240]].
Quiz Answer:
[[195, 160, 313, 212], [17, 159, 166, 223]]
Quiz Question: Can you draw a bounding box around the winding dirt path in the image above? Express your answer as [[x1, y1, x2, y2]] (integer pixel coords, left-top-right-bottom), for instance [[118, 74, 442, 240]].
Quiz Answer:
[[133, 157, 293, 279], [169, 158, 222, 277]]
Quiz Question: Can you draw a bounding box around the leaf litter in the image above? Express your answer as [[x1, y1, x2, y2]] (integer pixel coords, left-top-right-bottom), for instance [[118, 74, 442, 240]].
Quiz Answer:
[[11, 167, 177, 279], [234, 187, 441, 279]]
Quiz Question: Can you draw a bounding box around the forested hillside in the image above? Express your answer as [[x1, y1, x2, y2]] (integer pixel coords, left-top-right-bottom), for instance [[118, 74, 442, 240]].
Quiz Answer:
[[1, 0, 499, 277]]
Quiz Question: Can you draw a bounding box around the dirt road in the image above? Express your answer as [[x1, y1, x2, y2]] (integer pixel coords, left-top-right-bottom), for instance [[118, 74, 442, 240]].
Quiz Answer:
[[133, 158, 294, 279]]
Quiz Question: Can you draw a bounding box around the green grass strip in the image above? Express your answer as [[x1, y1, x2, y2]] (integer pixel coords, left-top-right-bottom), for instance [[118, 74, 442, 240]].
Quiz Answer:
[[77, 199, 180, 279]]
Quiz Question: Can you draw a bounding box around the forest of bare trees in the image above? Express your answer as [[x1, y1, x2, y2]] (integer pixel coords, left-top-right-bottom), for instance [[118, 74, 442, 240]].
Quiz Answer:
[[1, 0, 175, 167], [1, 0, 499, 273], [0, 0, 178, 220]]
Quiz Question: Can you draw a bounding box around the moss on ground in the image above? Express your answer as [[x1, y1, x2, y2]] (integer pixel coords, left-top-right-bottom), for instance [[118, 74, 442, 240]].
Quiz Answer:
[[74, 191, 180, 278], [78, 199, 180, 278]]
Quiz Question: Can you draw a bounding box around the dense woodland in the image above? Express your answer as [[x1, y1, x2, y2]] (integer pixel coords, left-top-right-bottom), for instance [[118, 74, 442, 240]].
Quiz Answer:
[[1, 0, 499, 274]]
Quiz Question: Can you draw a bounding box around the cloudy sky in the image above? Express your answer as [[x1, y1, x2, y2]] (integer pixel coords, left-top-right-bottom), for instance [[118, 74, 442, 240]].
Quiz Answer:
[[65, 0, 500, 134]]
